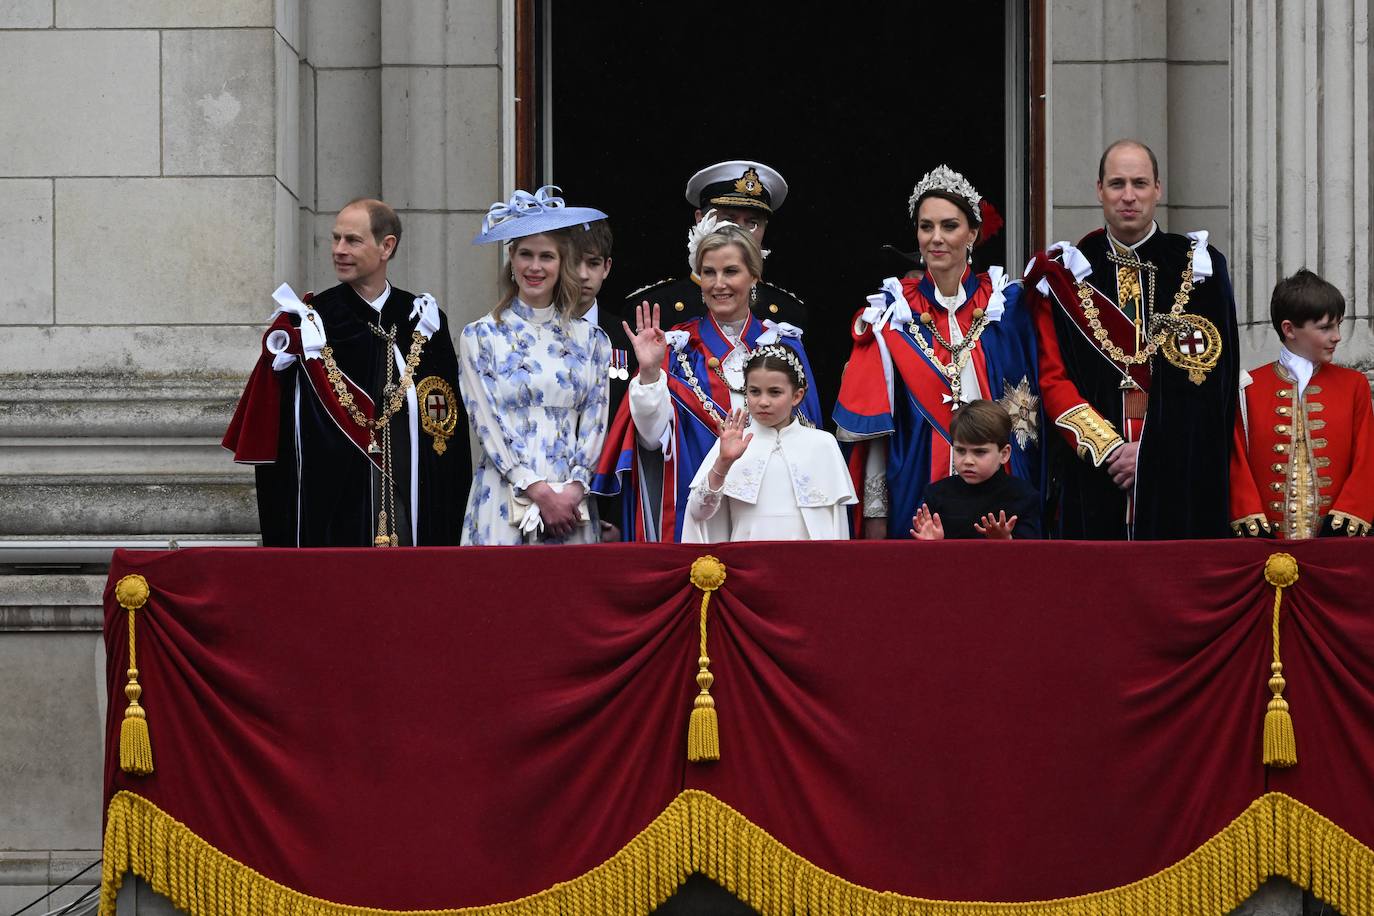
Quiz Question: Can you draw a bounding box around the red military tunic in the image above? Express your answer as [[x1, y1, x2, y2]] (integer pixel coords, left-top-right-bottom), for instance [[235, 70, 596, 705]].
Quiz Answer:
[[1230, 360, 1374, 538]]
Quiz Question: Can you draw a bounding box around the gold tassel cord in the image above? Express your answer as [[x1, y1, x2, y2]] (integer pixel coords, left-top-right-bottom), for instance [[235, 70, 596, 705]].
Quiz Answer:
[[101, 789, 1374, 916], [114, 574, 154, 775], [687, 556, 727, 763], [1262, 553, 1299, 768]]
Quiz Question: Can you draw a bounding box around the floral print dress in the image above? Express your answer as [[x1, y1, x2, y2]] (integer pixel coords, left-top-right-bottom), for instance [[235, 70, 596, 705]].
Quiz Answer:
[[458, 300, 610, 544]]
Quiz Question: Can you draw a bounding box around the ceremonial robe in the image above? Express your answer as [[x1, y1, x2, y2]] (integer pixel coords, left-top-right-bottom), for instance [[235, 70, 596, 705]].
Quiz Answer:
[[588, 300, 633, 533], [591, 313, 822, 542], [1024, 227, 1239, 539], [834, 267, 1045, 539], [223, 282, 470, 546], [1230, 354, 1374, 538]]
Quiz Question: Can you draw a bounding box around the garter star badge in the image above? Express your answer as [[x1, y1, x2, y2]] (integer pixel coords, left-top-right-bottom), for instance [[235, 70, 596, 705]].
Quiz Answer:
[[416, 376, 458, 455], [1160, 313, 1222, 385], [997, 376, 1040, 448]]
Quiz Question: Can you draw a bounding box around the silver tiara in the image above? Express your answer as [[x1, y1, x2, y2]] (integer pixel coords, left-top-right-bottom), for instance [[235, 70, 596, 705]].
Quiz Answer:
[[907, 165, 982, 220], [748, 344, 807, 389]]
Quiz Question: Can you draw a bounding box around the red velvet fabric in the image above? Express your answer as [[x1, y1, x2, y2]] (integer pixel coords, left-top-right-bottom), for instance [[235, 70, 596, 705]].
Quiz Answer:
[[104, 539, 1374, 908]]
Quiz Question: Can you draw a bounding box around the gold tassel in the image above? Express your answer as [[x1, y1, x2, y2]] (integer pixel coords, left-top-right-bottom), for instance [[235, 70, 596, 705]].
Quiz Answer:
[[115, 574, 154, 775], [687, 556, 727, 763], [1262, 553, 1299, 768]]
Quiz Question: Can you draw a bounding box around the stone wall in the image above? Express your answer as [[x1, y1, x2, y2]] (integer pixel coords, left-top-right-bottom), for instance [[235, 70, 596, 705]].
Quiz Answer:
[[0, 3, 507, 912], [0, 0, 505, 545]]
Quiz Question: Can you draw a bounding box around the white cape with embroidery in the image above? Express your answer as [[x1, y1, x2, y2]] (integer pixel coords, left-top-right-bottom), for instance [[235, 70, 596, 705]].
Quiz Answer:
[[683, 418, 856, 543]]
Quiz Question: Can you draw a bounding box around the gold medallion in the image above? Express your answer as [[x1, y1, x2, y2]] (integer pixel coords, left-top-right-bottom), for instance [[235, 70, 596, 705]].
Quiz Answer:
[[1161, 313, 1222, 385], [415, 376, 458, 455]]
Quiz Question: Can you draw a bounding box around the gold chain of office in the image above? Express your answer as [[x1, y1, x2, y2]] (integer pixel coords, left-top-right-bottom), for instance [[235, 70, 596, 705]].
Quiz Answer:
[[1076, 252, 1195, 367], [321, 329, 427, 442]]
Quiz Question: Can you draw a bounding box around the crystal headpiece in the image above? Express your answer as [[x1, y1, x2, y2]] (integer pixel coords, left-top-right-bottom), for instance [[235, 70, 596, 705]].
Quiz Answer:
[[747, 344, 807, 389], [907, 165, 982, 222]]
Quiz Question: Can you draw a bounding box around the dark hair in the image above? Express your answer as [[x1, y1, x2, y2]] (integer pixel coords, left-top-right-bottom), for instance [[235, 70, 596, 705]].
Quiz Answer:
[[1098, 140, 1159, 183], [913, 189, 981, 228], [344, 198, 403, 255], [744, 348, 806, 391], [569, 220, 613, 260], [950, 400, 1011, 449], [1270, 268, 1346, 337]]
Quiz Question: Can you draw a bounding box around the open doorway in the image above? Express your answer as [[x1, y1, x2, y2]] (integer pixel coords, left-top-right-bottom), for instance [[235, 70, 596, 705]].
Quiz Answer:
[[535, 1, 1029, 416]]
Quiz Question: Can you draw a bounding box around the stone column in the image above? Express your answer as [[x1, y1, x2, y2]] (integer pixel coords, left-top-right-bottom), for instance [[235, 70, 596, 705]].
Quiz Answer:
[[377, 0, 503, 328], [1047, 0, 1232, 249], [1231, 0, 1374, 366]]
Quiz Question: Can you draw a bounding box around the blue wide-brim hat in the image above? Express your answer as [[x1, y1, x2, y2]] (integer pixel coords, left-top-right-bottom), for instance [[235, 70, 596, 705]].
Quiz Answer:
[[471, 185, 608, 245]]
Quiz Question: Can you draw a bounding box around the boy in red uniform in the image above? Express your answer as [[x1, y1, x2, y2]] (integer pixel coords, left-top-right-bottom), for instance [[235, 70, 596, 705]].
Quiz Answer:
[[1231, 269, 1373, 538]]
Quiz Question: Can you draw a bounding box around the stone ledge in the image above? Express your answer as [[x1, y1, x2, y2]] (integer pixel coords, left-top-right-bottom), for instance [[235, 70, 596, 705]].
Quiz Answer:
[[0, 482, 258, 536]]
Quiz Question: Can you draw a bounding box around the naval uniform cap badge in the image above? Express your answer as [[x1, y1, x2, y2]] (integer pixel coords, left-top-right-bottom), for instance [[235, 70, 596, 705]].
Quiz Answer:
[[735, 167, 764, 198], [416, 376, 458, 454]]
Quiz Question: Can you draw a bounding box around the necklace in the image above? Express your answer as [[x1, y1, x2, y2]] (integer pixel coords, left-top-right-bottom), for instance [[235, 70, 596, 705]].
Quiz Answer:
[[1075, 243, 1196, 368], [905, 305, 990, 406], [676, 350, 727, 424], [317, 317, 427, 547], [321, 327, 427, 449]]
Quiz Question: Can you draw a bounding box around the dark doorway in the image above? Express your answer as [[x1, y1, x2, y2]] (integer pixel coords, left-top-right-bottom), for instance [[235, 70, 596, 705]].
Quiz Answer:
[[545, 2, 1015, 417]]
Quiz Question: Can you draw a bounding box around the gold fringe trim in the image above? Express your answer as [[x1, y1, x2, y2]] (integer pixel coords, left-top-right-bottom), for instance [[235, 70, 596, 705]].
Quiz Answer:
[[100, 789, 1374, 916]]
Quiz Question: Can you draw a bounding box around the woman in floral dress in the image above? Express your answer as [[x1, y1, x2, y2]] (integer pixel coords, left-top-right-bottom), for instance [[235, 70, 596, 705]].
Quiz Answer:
[[459, 187, 611, 544]]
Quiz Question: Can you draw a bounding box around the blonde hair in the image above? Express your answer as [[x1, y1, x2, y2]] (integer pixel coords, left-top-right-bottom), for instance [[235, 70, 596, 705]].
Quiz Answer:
[[494, 230, 583, 320], [692, 223, 763, 280]]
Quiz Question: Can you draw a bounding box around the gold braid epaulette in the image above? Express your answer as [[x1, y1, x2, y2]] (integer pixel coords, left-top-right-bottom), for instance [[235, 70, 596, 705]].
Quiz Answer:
[[1054, 404, 1125, 467]]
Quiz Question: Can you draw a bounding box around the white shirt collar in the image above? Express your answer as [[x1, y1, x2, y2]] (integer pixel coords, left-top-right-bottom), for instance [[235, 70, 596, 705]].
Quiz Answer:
[[1278, 345, 1317, 396], [1106, 221, 1159, 252], [583, 300, 599, 324], [364, 282, 392, 314]]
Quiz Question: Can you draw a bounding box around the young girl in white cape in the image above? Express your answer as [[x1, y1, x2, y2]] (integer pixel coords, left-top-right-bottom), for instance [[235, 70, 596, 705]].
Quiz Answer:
[[684, 346, 856, 542]]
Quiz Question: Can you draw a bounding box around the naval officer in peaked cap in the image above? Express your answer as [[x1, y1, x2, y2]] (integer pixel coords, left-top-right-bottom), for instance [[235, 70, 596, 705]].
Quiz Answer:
[[624, 159, 808, 330]]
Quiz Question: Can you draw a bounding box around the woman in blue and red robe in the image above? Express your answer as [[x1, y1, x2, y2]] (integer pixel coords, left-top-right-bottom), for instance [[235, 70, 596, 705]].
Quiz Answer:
[[835, 165, 1045, 539], [592, 223, 821, 541]]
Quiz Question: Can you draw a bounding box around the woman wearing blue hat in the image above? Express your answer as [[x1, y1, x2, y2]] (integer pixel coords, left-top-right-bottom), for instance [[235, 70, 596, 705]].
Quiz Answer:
[[459, 186, 612, 544]]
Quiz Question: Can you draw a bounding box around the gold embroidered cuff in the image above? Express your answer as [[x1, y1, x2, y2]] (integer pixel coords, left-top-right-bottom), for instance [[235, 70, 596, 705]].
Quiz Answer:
[[1230, 514, 1272, 537], [1055, 404, 1125, 468], [1329, 510, 1372, 537]]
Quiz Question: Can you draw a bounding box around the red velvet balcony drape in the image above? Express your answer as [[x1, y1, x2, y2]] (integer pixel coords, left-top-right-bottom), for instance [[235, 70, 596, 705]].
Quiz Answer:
[[101, 540, 1374, 915]]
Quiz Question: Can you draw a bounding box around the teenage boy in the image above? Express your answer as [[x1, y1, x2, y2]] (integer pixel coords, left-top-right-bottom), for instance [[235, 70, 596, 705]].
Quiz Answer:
[[909, 400, 1042, 540], [1230, 269, 1373, 538], [568, 221, 632, 541]]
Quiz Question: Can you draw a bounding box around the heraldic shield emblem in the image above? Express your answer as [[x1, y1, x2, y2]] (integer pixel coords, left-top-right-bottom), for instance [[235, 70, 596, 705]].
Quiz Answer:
[[416, 376, 458, 455], [1160, 313, 1223, 385]]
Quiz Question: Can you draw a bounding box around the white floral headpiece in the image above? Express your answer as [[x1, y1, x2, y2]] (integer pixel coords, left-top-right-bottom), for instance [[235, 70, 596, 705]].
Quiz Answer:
[[748, 344, 807, 389], [907, 165, 982, 221]]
